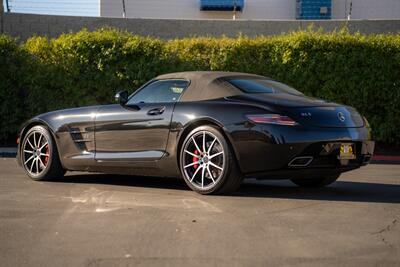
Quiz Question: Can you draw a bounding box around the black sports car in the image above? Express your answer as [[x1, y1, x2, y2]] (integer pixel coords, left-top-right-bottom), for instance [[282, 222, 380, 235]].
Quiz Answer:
[[17, 71, 374, 194]]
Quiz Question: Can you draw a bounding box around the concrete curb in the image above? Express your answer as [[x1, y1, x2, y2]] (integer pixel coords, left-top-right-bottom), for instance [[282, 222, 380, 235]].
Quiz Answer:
[[370, 155, 400, 165], [0, 148, 17, 158], [0, 152, 17, 158], [1, 147, 400, 164]]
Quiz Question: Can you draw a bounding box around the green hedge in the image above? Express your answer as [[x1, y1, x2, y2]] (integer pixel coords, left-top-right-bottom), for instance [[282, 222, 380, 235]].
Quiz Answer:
[[1, 29, 399, 146], [0, 35, 29, 144]]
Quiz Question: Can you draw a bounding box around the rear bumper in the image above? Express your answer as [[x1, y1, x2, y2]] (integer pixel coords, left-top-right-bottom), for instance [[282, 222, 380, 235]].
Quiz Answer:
[[225, 123, 374, 175], [247, 140, 374, 179]]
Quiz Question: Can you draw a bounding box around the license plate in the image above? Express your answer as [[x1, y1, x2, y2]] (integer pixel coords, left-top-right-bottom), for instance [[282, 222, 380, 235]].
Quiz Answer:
[[339, 143, 356, 160]]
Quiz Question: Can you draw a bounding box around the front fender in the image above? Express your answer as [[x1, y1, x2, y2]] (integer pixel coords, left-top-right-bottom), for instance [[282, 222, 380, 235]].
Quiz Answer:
[[16, 117, 58, 167]]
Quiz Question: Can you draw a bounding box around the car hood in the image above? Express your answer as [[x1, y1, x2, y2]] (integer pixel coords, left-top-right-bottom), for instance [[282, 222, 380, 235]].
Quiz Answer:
[[36, 105, 103, 119]]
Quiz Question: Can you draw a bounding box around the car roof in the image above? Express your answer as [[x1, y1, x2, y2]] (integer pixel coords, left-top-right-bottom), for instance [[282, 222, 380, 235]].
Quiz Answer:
[[155, 71, 265, 81], [155, 71, 266, 102]]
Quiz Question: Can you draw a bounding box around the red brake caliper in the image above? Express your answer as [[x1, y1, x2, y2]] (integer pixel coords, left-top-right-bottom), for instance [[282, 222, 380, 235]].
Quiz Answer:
[[193, 150, 199, 169], [43, 144, 49, 166]]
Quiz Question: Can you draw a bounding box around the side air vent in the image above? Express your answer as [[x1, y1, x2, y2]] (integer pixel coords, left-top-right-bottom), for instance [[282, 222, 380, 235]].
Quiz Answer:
[[69, 127, 92, 150]]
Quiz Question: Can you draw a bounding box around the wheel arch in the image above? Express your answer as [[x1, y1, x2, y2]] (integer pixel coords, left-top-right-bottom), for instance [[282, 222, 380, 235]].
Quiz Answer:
[[17, 119, 63, 168], [175, 117, 242, 173]]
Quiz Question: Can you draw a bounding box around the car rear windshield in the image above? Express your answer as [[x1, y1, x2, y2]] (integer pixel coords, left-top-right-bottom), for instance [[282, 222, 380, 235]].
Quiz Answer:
[[227, 78, 303, 96]]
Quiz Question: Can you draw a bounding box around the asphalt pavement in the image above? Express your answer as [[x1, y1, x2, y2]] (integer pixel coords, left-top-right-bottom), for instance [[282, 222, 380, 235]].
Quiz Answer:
[[0, 158, 399, 267]]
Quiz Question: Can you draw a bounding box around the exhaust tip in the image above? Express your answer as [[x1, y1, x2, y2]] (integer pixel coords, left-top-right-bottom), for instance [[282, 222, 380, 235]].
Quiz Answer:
[[288, 156, 313, 167]]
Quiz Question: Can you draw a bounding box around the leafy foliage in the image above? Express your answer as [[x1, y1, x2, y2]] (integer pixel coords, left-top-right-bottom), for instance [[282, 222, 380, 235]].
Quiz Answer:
[[0, 28, 399, 145], [0, 35, 28, 143]]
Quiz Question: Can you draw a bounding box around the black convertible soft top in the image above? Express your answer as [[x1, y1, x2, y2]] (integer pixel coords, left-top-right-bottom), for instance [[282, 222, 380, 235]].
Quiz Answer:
[[155, 71, 266, 102]]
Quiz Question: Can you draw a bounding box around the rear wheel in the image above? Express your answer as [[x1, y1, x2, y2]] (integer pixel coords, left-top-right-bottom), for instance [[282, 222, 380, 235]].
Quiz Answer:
[[290, 174, 340, 188], [179, 125, 242, 195], [21, 125, 65, 181]]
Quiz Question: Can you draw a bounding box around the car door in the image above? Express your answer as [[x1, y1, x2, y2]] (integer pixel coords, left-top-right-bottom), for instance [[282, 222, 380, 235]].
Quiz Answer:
[[94, 79, 189, 161]]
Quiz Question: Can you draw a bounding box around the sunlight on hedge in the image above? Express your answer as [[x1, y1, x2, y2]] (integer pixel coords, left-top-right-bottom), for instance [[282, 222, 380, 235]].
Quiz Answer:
[[0, 28, 399, 145]]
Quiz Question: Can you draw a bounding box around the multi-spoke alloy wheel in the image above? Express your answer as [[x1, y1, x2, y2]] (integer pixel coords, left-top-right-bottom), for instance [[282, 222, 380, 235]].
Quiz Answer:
[[23, 131, 50, 176], [180, 125, 242, 194], [21, 126, 64, 181], [182, 130, 225, 190]]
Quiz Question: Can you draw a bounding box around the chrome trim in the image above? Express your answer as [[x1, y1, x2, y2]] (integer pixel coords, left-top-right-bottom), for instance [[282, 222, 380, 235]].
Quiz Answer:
[[72, 139, 92, 143], [288, 156, 313, 167]]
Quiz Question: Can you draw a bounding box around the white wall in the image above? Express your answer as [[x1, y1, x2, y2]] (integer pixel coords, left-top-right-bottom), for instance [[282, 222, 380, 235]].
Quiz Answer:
[[101, 0, 400, 20], [0, 0, 3, 33], [332, 0, 400, 20], [100, 0, 296, 20]]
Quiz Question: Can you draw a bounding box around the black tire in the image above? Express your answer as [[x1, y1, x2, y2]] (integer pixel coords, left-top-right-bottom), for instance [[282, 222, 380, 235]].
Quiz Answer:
[[179, 125, 242, 195], [290, 174, 341, 188], [20, 125, 65, 181]]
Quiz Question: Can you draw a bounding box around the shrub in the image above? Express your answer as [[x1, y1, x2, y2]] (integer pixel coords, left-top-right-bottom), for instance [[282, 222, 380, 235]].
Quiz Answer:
[[0, 28, 399, 146], [0, 35, 28, 143]]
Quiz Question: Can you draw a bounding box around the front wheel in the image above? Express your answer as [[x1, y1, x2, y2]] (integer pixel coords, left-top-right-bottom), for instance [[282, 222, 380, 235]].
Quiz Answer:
[[179, 125, 242, 195], [290, 174, 341, 188], [21, 125, 65, 181]]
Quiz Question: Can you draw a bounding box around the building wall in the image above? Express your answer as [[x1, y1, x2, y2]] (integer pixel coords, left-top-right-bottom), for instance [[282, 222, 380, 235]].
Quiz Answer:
[[333, 0, 400, 20], [100, 0, 297, 20], [0, 0, 3, 33], [101, 0, 400, 20], [3, 13, 400, 41]]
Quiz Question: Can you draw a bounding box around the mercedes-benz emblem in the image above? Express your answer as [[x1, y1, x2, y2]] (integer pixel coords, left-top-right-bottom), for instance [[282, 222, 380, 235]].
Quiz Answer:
[[338, 112, 346, 122]]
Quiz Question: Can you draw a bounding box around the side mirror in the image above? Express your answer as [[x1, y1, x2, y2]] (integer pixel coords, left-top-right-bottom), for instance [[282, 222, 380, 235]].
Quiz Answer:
[[115, 90, 128, 105]]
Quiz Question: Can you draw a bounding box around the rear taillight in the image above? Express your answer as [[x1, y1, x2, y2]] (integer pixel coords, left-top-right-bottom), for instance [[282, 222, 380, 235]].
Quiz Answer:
[[246, 114, 298, 126]]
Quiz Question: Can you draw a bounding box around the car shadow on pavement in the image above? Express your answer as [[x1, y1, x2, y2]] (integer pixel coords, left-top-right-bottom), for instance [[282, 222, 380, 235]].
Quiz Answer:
[[51, 173, 400, 204], [238, 179, 400, 204], [52, 173, 189, 191]]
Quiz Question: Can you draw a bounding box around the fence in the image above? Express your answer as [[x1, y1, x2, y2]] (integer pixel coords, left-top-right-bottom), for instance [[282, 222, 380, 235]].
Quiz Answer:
[[2, 12, 400, 40]]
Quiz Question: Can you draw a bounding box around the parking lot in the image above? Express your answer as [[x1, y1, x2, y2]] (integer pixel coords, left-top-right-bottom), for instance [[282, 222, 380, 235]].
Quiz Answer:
[[0, 158, 399, 267]]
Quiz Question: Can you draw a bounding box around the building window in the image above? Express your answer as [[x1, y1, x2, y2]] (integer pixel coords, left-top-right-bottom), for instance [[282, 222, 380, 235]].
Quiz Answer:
[[200, 0, 244, 12], [296, 0, 332, 20]]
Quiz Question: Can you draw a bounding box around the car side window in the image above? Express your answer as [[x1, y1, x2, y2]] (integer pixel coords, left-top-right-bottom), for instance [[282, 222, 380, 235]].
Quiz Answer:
[[227, 78, 303, 96], [127, 79, 189, 104]]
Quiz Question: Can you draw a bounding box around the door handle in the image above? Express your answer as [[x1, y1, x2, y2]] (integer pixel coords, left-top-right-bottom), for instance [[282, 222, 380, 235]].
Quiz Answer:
[[147, 106, 165, 116]]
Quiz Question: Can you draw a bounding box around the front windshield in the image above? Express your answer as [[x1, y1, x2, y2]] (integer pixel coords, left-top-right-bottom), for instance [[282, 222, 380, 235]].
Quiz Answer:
[[227, 78, 303, 96]]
